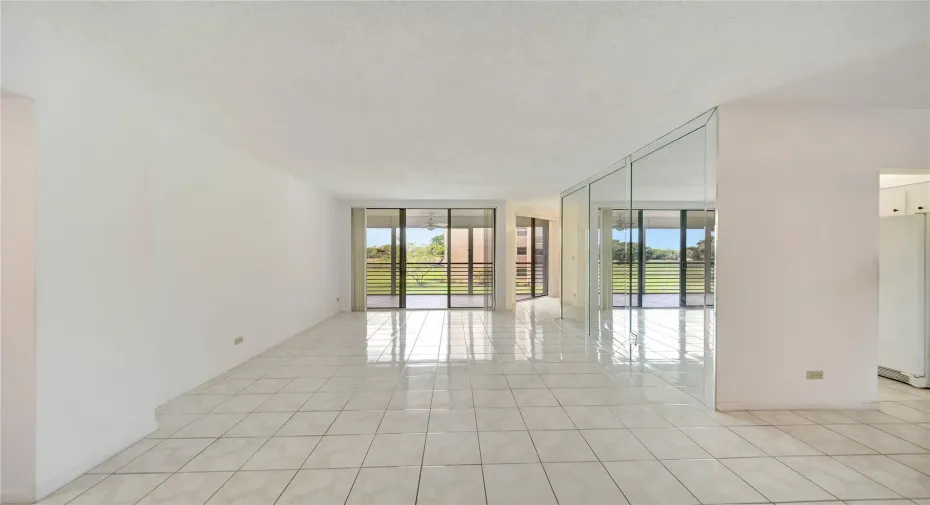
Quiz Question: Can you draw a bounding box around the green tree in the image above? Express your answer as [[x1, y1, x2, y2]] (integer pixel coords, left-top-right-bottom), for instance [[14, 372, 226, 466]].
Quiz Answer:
[[611, 239, 679, 262], [427, 234, 446, 257], [406, 240, 446, 287], [646, 247, 678, 261], [612, 240, 641, 262], [366, 245, 392, 262], [686, 237, 715, 261]]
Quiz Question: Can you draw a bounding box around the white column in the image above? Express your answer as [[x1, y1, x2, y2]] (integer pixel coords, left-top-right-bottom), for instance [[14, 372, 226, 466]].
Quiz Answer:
[[715, 104, 928, 410], [548, 220, 561, 298], [1, 95, 38, 503], [349, 208, 367, 311]]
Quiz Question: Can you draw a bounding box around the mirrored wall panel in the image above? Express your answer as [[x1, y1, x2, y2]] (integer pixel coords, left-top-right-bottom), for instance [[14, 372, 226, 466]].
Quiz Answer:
[[630, 116, 716, 406], [560, 108, 717, 406], [588, 161, 632, 356]]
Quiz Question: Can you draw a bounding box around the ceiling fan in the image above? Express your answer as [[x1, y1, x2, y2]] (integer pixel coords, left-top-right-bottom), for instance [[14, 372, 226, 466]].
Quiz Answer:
[[420, 212, 447, 231]]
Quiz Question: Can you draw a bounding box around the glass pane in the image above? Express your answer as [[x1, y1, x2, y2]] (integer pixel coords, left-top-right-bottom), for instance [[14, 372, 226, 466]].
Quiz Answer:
[[516, 216, 533, 300], [534, 218, 548, 297], [404, 209, 448, 309], [366, 209, 401, 308], [684, 210, 714, 307], [703, 110, 718, 407], [614, 210, 640, 308], [561, 187, 589, 330], [450, 209, 493, 308], [630, 119, 714, 407], [588, 162, 631, 353], [641, 209, 681, 307]]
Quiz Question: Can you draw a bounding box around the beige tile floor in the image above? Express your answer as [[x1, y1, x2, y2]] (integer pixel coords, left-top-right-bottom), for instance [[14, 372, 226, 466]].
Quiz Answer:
[[37, 298, 930, 505]]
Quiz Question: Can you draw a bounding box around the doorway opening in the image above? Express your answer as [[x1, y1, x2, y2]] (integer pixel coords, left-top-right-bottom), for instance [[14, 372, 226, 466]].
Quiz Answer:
[[878, 172, 930, 389], [516, 216, 549, 301]]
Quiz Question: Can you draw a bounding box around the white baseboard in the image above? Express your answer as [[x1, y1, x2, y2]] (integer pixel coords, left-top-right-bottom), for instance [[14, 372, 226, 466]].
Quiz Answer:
[[1, 488, 34, 504], [716, 400, 880, 411], [34, 418, 158, 501]]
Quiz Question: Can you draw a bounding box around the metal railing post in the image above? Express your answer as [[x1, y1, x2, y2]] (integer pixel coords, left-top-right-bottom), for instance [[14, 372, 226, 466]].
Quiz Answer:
[[679, 210, 687, 307], [446, 209, 452, 308], [390, 225, 397, 295], [637, 210, 645, 307], [468, 227, 474, 295], [530, 218, 536, 297]]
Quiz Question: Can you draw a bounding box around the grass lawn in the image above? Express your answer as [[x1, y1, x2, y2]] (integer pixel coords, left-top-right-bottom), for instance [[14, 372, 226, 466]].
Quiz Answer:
[[367, 262, 711, 296]]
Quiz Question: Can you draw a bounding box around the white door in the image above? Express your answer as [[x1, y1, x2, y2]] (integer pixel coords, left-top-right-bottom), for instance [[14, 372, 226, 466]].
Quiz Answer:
[[879, 214, 927, 377]]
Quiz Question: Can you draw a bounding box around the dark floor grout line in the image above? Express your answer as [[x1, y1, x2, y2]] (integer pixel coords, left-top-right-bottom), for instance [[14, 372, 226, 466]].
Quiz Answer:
[[51, 308, 929, 505], [512, 404, 561, 503]]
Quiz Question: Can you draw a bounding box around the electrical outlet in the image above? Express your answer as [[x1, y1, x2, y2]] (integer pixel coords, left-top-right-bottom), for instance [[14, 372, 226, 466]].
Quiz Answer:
[[234, 336, 244, 346], [806, 370, 824, 380]]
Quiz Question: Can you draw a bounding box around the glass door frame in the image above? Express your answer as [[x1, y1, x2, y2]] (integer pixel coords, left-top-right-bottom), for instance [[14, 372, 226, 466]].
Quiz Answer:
[[364, 208, 404, 309], [399, 208, 407, 308]]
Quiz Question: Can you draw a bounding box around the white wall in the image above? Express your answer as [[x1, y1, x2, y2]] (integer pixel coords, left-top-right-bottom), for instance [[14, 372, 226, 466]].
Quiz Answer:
[[3, 11, 343, 499], [3, 20, 160, 498], [151, 113, 343, 405], [560, 188, 588, 326], [1, 95, 38, 504], [715, 104, 930, 410]]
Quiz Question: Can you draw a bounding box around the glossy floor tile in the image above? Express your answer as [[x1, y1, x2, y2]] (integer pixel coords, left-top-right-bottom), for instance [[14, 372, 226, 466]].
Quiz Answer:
[[417, 465, 486, 505], [35, 299, 930, 505]]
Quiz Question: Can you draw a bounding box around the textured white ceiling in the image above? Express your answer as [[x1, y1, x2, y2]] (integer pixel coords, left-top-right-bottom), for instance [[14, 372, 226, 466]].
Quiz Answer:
[[5, 1, 928, 200]]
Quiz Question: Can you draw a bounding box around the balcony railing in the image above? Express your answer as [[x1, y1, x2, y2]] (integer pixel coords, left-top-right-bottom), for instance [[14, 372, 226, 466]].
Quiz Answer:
[[366, 262, 493, 295], [610, 260, 715, 294], [516, 261, 547, 297]]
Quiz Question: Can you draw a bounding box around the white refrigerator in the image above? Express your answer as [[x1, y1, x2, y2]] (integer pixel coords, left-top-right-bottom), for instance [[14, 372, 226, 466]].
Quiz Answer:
[[879, 213, 930, 387]]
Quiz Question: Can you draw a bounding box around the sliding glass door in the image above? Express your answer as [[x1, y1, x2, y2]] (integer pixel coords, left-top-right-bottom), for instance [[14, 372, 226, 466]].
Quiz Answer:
[[599, 208, 714, 309], [365, 208, 495, 309], [515, 216, 549, 301], [365, 209, 402, 309], [404, 209, 449, 309], [641, 210, 681, 308], [450, 209, 495, 308], [534, 219, 549, 297]]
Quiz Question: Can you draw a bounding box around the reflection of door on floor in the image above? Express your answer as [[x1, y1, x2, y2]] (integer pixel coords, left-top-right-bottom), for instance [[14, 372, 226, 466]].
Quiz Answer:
[[365, 208, 495, 309]]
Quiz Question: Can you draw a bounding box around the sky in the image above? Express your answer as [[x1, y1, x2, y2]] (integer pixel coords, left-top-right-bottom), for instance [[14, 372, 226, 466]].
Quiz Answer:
[[368, 226, 703, 250], [368, 227, 442, 247], [612, 228, 704, 249]]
